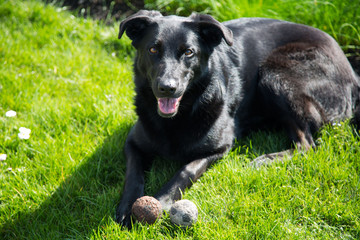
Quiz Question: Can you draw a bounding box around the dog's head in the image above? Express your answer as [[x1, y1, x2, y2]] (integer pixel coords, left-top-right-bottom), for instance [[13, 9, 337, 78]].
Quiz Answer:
[[119, 10, 233, 118]]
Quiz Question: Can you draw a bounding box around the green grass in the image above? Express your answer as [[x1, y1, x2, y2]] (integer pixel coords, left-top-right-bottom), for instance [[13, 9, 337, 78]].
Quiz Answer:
[[0, 0, 360, 239]]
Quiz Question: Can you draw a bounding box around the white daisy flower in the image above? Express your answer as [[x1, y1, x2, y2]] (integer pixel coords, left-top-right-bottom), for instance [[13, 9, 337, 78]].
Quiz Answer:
[[18, 127, 31, 139], [18, 132, 30, 139], [0, 154, 6, 161], [5, 110, 16, 117]]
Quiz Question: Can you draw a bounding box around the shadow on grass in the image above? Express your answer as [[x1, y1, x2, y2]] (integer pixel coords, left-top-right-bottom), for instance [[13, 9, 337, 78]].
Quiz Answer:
[[235, 129, 291, 160], [1, 125, 131, 239]]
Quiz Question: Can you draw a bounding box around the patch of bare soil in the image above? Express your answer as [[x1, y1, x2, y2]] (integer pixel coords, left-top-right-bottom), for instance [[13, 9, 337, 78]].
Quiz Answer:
[[49, 0, 144, 22]]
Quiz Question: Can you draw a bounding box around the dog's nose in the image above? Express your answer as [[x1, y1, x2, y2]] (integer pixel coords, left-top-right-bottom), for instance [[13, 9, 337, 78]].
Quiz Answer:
[[158, 80, 177, 95]]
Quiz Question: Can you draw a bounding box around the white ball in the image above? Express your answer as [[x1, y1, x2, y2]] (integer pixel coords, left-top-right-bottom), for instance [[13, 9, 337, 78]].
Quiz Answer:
[[170, 199, 198, 227]]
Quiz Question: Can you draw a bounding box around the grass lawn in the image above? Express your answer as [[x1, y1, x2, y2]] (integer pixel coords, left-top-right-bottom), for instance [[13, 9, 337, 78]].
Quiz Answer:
[[0, 0, 360, 239]]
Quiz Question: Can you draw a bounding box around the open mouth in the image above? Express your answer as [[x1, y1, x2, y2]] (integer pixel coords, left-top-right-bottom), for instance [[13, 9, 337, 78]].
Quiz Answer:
[[157, 97, 182, 117]]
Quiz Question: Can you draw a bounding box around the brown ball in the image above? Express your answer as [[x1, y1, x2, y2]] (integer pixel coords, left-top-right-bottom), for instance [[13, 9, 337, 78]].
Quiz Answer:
[[131, 196, 162, 224]]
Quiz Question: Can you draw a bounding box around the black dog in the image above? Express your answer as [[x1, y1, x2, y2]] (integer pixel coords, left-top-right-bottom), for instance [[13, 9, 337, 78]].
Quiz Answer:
[[116, 10, 360, 227]]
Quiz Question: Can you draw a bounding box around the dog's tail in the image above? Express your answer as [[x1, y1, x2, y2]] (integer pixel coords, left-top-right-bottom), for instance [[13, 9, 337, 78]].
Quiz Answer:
[[347, 53, 360, 131], [351, 104, 360, 131], [350, 73, 360, 131]]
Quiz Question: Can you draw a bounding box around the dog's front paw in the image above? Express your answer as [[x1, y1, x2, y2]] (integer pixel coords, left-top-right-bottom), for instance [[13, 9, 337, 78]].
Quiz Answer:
[[115, 205, 133, 229]]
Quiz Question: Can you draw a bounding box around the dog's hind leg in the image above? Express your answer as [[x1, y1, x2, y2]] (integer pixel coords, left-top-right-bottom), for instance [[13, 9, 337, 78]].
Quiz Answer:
[[250, 115, 316, 168], [250, 43, 337, 168]]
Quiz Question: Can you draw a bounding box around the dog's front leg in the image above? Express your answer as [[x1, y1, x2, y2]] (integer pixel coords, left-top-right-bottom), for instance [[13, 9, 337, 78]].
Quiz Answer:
[[116, 139, 149, 228], [154, 153, 223, 211]]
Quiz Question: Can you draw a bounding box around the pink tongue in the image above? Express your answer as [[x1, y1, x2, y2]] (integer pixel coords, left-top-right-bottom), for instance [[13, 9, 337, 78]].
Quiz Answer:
[[158, 98, 179, 114]]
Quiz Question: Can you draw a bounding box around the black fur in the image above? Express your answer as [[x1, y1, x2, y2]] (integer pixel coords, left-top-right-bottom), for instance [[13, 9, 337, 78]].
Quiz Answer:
[[116, 11, 360, 228]]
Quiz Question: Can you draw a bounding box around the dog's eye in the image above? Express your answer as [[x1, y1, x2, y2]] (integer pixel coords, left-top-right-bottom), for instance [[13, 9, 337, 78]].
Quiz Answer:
[[149, 47, 158, 54], [184, 49, 194, 57]]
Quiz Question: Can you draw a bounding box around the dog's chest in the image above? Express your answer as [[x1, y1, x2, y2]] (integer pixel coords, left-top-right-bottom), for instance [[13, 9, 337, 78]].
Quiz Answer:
[[149, 115, 235, 162]]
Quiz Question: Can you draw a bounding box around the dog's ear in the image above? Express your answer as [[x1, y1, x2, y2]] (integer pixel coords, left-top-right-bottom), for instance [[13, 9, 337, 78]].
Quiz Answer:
[[189, 13, 233, 47], [118, 10, 162, 43]]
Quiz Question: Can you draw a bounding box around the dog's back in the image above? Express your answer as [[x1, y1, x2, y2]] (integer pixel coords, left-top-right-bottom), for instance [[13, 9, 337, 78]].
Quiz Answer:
[[220, 18, 360, 137]]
